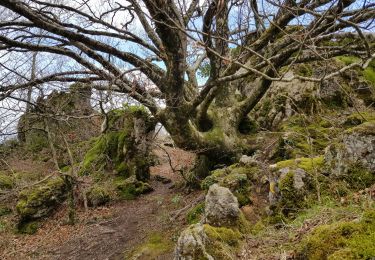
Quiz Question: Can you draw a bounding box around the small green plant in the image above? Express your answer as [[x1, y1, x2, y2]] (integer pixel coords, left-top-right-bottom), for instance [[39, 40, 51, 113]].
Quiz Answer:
[[171, 194, 182, 204]]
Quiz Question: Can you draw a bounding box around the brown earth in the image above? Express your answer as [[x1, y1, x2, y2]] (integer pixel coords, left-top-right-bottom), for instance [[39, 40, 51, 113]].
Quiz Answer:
[[0, 146, 203, 260]]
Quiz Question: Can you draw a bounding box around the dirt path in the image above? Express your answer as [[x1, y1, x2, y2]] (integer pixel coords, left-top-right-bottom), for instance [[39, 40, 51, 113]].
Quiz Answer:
[[44, 181, 198, 260], [1, 147, 201, 260]]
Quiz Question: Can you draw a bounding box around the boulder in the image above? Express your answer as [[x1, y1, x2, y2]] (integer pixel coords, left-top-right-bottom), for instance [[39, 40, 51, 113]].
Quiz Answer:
[[204, 184, 240, 227], [325, 121, 375, 189], [86, 185, 111, 207], [174, 224, 214, 260], [175, 185, 248, 260], [80, 106, 156, 181], [16, 177, 67, 231], [269, 157, 324, 214]]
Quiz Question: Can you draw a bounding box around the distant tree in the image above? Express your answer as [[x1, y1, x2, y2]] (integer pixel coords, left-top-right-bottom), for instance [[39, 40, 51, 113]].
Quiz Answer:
[[0, 0, 374, 166]]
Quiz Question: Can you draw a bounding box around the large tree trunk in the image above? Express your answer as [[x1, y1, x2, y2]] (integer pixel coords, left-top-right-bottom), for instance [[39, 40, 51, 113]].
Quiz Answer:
[[158, 80, 259, 177]]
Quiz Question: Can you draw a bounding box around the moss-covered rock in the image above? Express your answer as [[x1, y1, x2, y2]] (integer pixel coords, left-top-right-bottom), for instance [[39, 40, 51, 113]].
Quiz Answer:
[[175, 185, 250, 259], [270, 157, 324, 216], [86, 185, 111, 207], [203, 224, 242, 259], [17, 84, 99, 158], [297, 209, 375, 259], [114, 176, 153, 200], [80, 105, 156, 183], [325, 121, 375, 189], [16, 177, 66, 229], [277, 115, 334, 159], [201, 163, 259, 207]]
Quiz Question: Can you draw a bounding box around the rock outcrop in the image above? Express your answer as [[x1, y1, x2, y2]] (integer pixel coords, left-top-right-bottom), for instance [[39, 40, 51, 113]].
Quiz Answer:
[[204, 184, 240, 227], [16, 177, 67, 233], [17, 84, 100, 166], [80, 105, 156, 181], [175, 184, 249, 260], [325, 121, 375, 189]]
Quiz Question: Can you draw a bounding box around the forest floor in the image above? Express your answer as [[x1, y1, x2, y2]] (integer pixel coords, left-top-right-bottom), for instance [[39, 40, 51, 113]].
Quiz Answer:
[[0, 146, 204, 260]]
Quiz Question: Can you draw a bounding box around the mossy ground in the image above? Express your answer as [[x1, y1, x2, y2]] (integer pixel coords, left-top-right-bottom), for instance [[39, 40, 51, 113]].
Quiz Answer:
[[124, 232, 174, 259], [0, 172, 14, 189], [278, 115, 334, 159], [297, 209, 375, 259], [244, 193, 375, 259]]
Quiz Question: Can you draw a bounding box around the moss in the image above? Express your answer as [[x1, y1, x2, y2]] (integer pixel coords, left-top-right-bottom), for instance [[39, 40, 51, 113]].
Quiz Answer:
[[0, 172, 14, 189], [238, 117, 258, 135], [114, 176, 153, 200], [343, 163, 375, 190], [86, 185, 111, 207], [0, 206, 12, 217], [16, 177, 66, 223], [79, 105, 154, 179], [345, 121, 375, 135], [297, 209, 375, 259], [296, 63, 313, 77], [204, 224, 242, 246], [201, 169, 226, 190], [336, 56, 361, 66], [343, 111, 375, 127], [187, 202, 205, 224], [278, 172, 307, 215], [202, 167, 251, 207], [125, 232, 174, 259], [276, 156, 324, 173], [279, 115, 334, 158], [363, 67, 375, 86], [17, 221, 40, 235], [203, 224, 243, 259]]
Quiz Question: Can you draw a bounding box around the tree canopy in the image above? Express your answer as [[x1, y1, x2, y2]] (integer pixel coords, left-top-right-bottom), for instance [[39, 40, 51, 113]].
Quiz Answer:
[[0, 0, 374, 159]]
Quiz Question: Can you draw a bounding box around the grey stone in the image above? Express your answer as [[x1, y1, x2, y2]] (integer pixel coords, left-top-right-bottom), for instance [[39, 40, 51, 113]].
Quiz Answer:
[[174, 224, 214, 260], [204, 184, 240, 227]]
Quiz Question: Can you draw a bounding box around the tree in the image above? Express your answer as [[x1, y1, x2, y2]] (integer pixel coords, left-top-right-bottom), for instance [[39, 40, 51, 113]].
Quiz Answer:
[[0, 0, 374, 166]]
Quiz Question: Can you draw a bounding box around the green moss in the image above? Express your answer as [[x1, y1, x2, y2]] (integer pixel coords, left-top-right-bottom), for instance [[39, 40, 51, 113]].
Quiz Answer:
[[336, 56, 361, 66], [17, 221, 39, 235], [86, 185, 111, 207], [280, 115, 334, 158], [345, 121, 375, 135], [363, 66, 375, 87], [276, 156, 324, 173], [343, 111, 375, 127], [187, 202, 205, 224], [204, 224, 242, 246], [125, 232, 174, 259], [202, 166, 251, 207], [297, 209, 375, 259], [0, 172, 14, 189], [114, 176, 153, 200], [238, 117, 258, 134], [278, 172, 306, 215], [16, 177, 66, 222], [203, 224, 243, 259], [79, 105, 154, 179], [0, 206, 12, 217], [203, 127, 225, 143], [296, 63, 313, 77], [343, 163, 375, 190]]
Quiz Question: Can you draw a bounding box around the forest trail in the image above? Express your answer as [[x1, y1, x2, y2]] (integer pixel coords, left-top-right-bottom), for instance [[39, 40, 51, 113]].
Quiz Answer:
[[1, 147, 202, 260]]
